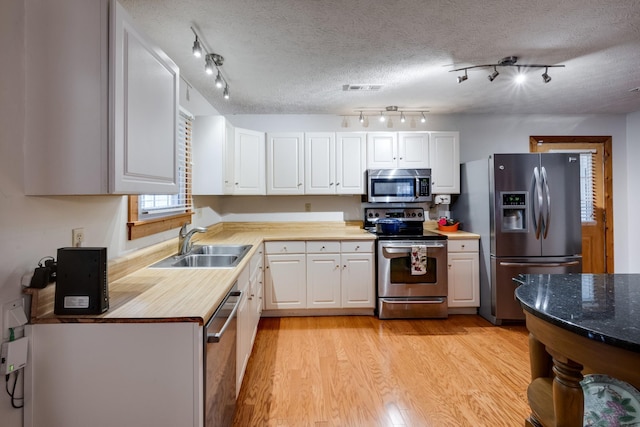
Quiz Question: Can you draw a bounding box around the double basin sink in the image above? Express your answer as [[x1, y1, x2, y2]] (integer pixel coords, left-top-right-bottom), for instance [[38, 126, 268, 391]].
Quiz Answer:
[[150, 244, 252, 269]]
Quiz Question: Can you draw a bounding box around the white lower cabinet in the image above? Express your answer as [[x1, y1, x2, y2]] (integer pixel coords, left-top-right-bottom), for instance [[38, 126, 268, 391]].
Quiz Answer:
[[307, 242, 342, 308], [266, 240, 374, 312], [27, 322, 202, 427], [264, 242, 307, 309], [237, 244, 264, 395], [447, 239, 480, 308]]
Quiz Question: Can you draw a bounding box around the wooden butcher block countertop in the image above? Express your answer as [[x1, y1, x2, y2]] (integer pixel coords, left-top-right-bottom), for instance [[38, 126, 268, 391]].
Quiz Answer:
[[25, 222, 376, 326]]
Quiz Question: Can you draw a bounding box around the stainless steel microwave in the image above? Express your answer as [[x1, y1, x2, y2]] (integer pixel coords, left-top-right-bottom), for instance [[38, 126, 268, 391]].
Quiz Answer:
[[367, 169, 432, 203]]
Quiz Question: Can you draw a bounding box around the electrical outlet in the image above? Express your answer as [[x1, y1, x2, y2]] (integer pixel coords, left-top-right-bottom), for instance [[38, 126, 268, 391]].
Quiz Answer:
[[305, 203, 311, 212], [72, 227, 85, 247]]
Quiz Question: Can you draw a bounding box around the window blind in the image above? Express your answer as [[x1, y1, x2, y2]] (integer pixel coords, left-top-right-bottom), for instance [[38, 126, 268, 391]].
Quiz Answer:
[[138, 109, 193, 219], [579, 152, 596, 223]]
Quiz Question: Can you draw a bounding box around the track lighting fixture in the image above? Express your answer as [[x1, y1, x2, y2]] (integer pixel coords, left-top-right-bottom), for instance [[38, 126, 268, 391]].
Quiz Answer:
[[204, 54, 215, 75], [192, 36, 203, 58], [451, 56, 564, 84], [190, 26, 231, 99], [488, 66, 499, 82], [350, 107, 429, 127]]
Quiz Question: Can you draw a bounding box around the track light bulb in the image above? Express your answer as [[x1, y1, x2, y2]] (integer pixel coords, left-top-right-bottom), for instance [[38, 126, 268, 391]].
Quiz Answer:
[[515, 72, 526, 84], [359, 111, 364, 123], [192, 36, 203, 58], [457, 70, 468, 83], [223, 85, 229, 99], [542, 67, 551, 83], [378, 112, 385, 123], [420, 112, 427, 123], [215, 71, 223, 88], [488, 67, 499, 82], [205, 55, 214, 75], [400, 112, 406, 123]]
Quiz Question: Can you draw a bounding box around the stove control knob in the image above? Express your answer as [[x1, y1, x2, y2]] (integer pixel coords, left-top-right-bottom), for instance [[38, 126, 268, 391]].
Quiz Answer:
[[368, 212, 373, 217], [374, 213, 380, 217], [412, 212, 417, 217], [418, 212, 423, 217]]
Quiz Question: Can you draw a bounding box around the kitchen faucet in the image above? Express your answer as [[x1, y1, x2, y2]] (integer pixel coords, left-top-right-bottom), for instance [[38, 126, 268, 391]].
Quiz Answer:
[[178, 224, 207, 255]]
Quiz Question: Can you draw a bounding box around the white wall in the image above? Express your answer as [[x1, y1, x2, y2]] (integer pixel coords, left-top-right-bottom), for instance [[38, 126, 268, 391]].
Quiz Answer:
[[626, 111, 640, 271]]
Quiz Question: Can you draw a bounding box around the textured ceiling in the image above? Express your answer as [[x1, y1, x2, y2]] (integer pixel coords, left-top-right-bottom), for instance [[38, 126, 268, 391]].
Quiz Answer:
[[120, 0, 640, 116]]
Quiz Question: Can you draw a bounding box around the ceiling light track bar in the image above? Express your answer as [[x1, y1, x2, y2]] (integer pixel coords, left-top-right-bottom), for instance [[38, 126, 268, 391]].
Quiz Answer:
[[190, 25, 231, 99], [450, 56, 565, 84]]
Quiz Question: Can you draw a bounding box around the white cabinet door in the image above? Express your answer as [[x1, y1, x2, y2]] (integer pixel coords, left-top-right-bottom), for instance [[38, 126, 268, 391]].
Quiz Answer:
[[305, 132, 336, 194], [336, 132, 366, 194], [223, 120, 236, 194], [24, 0, 179, 195], [398, 132, 430, 168], [192, 115, 226, 195], [111, 1, 179, 194], [267, 132, 304, 195], [366, 132, 398, 169], [234, 128, 266, 195], [341, 253, 375, 308], [430, 132, 460, 194], [236, 265, 251, 396], [264, 254, 306, 309], [306, 253, 342, 308], [447, 240, 480, 308]]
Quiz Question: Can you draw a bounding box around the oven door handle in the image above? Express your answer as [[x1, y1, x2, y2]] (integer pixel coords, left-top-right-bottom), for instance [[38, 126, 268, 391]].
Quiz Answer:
[[380, 298, 446, 304], [382, 244, 445, 256]]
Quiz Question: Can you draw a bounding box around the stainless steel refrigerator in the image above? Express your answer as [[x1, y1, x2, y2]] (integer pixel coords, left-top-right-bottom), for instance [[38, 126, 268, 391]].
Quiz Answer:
[[452, 153, 582, 325]]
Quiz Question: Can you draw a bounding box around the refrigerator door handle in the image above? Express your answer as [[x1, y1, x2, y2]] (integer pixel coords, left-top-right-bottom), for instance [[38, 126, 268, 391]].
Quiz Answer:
[[499, 261, 581, 267], [532, 167, 543, 239], [541, 166, 551, 239]]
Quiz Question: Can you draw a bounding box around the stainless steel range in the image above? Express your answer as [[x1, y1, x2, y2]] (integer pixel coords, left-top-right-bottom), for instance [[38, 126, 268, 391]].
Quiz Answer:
[[364, 207, 448, 319]]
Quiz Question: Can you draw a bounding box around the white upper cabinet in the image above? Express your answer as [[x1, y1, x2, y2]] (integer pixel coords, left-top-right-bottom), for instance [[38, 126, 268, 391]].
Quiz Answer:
[[305, 132, 336, 194], [192, 115, 226, 195], [336, 132, 367, 194], [366, 132, 398, 169], [234, 128, 266, 195], [305, 132, 366, 195], [24, 0, 179, 195], [430, 132, 460, 194], [267, 133, 304, 195], [397, 132, 430, 168], [366, 132, 429, 169]]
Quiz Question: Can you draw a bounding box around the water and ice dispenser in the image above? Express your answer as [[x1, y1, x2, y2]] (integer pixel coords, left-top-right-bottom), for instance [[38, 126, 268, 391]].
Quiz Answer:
[[500, 192, 526, 231]]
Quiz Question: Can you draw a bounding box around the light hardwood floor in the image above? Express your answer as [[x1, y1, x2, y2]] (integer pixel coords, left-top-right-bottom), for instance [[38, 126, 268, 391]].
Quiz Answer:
[[233, 315, 531, 427]]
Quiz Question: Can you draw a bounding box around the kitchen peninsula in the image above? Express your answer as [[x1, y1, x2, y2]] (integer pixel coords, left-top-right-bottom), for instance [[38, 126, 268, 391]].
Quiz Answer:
[[515, 274, 640, 427]]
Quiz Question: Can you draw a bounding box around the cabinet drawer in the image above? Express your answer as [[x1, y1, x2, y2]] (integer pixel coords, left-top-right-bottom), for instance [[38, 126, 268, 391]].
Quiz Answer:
[[448, 240, 479, 253], [341, 241, 374, 253], [265, 241, 306, 254], [306, 241, 340, 253]]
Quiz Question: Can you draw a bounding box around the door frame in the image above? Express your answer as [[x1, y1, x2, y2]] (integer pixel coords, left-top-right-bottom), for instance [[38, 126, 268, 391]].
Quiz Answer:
[[529, 136, 614, 272]]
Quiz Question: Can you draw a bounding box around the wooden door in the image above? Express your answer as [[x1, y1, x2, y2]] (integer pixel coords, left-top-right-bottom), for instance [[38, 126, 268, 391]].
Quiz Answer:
[[530, 136, 614, 273]]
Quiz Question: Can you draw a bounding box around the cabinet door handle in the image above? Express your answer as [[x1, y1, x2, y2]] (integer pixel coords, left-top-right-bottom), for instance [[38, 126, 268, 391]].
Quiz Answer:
[[330, 182, 334, 186], [336, 182, 340, 186]]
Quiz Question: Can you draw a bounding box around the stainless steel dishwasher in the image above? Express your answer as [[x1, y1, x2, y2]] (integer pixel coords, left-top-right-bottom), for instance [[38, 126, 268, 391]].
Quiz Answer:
[[204, 282, 241, 427]]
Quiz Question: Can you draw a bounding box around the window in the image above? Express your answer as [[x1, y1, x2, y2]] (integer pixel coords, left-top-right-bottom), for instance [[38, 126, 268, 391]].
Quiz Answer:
[[579, 151, 597, 223], [127, 109, 194, 239]]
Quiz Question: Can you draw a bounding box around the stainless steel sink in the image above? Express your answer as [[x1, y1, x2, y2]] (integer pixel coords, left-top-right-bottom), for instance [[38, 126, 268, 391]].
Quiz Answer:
[[191, 244, 252, 256], [149, 244, 252, 269]]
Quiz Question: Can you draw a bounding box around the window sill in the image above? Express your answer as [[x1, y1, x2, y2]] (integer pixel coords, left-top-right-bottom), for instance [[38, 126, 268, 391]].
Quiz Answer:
[[127, 212, 193, 240]]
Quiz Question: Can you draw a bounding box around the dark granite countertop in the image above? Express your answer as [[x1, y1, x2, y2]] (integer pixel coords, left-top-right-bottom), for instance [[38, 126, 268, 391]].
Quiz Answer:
[[514, 274, 640, 353]]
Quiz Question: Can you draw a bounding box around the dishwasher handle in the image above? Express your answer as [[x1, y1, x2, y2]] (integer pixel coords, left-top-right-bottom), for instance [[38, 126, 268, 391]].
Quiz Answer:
[[206, 290, 242, 343]]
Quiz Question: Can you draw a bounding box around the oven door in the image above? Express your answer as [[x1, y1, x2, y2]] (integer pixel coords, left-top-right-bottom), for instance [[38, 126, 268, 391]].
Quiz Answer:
[[378, 240, 447, 297]]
